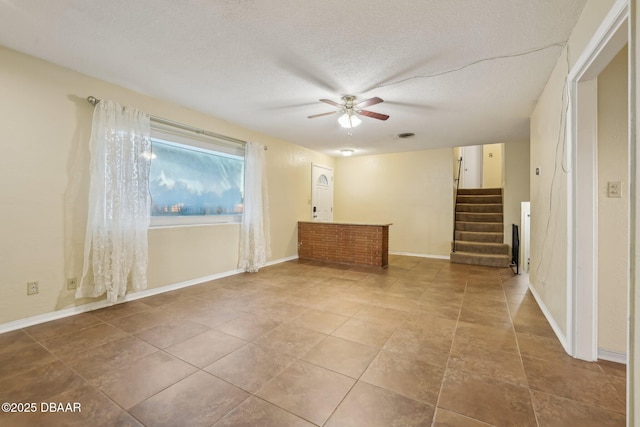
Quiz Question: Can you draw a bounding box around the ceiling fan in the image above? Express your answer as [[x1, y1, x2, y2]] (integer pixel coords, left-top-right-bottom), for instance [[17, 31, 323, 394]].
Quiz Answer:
[[307, 95, 389, 128]]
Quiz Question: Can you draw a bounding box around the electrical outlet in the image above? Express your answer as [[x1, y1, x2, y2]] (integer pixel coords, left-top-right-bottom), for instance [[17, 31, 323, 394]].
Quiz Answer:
[[607, 181, 621, 198], [27, 281, 39, 295], [67, 277, 78, 290]]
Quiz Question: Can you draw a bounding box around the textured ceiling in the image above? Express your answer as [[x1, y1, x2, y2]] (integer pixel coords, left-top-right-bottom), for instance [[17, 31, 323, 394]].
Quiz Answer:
[[0, 0, 588, 156]]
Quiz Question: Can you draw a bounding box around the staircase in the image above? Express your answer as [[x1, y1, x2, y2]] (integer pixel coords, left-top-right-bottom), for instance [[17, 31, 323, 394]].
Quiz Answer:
[[450, 188, 510, 268]]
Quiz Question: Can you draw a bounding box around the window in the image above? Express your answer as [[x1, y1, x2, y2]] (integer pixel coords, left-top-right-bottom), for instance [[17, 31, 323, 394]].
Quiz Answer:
[[149, 124, 244, 226]]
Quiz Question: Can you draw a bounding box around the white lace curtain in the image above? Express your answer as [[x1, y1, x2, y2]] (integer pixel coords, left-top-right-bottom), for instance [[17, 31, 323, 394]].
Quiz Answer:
[[238, 141, 271, 272], [76, 100, 151, 303]]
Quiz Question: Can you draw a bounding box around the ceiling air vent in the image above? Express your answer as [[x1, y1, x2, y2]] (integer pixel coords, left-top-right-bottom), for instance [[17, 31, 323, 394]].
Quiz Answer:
[[397, 133, 415, 139]]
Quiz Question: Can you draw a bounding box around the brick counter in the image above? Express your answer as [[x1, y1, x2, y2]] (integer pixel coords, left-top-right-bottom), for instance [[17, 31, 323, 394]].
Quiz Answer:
[[297, 221, 391, 268]]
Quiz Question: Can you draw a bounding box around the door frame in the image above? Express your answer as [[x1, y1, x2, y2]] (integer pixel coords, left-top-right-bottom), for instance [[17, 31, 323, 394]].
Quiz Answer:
[[521, 201, 531, 274], [311, 163, 334, 221], [567, 0, 629, 361]]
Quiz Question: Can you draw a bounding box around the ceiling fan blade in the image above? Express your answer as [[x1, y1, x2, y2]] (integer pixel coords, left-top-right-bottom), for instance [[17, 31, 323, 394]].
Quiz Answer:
[[359, 110, 390, 121], [307, 111, 338, 119], [319, 98, 344, 108], [355, 97, 384, 108]]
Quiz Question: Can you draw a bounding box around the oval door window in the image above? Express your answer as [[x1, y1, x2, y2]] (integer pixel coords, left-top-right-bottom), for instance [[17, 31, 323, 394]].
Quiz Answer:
[[317, 174, 329, 186]]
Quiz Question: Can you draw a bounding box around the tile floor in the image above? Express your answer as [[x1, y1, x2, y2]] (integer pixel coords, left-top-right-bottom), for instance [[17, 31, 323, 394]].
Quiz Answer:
[[0, 255, 627, 426]]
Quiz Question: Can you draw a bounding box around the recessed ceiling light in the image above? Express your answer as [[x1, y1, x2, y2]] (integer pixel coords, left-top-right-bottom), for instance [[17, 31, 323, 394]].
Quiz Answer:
[[340, 149, 354, 157], [398, 132, 415, 139]]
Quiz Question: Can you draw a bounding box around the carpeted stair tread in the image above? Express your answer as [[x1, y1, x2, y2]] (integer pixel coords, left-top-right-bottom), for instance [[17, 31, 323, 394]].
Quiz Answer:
[[451, 187, 509, 268], [457, 188, 502, 195], [456, 203, 503, 213], [455, 221, 503, 232], [449, 251, 511, 268], [457, 195, 503, 204], [452, 240, 509, 255], [456, 212, 503, 222], [455, 230, 504, 243]]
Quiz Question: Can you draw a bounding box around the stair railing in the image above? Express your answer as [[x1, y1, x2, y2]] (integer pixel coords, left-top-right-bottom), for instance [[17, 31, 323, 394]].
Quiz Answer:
[[452, 156, 463, 253], [511, 223, 520, 274]]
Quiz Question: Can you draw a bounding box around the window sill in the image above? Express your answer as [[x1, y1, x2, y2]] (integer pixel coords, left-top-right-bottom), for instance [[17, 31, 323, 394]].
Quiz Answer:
[[150, 215, 242, 228]]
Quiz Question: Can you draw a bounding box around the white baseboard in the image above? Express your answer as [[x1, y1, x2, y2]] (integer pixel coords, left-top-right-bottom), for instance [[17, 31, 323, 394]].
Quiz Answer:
[[525, 280, 628, 365], [527, 281, 571, 355], [0, 255, 298, 335], [265, 255, 298, 266], [389, 251, 450, 260], [598, 349, 627, 364]]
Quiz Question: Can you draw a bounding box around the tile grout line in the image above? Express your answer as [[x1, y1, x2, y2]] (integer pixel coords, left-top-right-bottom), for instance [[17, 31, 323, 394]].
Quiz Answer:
[[313, 262, 441, 425], [21, 326, 152, 425], [137, 267, 356, 426], [29, 306, 263, 425], [502, 274, 541, 427], [313, 270, 404, 426], [429, 269, 466, 427], [503, 273, 627, 421], [4, 259, 626, 425], [206, 266, 400, 426], [18, 293, 323, 426]]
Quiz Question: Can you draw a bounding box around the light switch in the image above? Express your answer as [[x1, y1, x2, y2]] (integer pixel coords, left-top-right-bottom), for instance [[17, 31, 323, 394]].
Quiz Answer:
[[607, 181, 621, 198]]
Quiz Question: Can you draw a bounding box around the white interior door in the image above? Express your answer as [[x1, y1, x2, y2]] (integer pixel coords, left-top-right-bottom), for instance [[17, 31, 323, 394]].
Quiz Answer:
[[311, 164, 333, 221], [460, 145, 483, 188]]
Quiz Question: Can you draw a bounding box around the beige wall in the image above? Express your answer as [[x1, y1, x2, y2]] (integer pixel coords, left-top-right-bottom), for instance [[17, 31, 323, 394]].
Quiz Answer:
[[503, 141, 531, 244], [483, 143, 504, 188], [530, 0, 617, 337], [597, 46, 629, 355], [454, 143, 504, 190], [333, 149, 454, 257], [0, 45, 334, 324], [532, 1, 634, 417]]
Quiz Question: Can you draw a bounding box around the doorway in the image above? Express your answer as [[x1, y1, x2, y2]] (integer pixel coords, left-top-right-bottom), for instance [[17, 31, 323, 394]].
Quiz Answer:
[[596, 46, 629, 363], [311, 164, 333, 222], [459, 145, 483, 188], [568, 0, 629, 363], [455, 144, 504, 189]]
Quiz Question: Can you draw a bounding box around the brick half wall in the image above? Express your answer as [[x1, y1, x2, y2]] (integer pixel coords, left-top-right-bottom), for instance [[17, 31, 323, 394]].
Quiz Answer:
[[298, 222, 389, 268]]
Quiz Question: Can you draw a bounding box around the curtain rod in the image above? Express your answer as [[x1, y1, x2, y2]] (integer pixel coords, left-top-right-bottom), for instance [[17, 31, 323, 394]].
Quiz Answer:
[[86, 96, 261, 149]]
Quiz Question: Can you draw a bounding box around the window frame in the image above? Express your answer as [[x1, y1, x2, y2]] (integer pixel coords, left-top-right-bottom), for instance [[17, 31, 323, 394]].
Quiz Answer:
[[148, 123, 245, 228]]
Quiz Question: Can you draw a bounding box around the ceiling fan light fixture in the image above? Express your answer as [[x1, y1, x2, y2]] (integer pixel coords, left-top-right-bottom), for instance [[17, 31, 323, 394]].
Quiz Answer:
[[338, 111, 361, 128]]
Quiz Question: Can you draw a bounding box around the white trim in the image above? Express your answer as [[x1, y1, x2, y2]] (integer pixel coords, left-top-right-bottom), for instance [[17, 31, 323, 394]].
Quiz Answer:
[[568, 77, 600, 361], [264, 255, 299, 266], [567, 0, 629, 361], [389, 251, 450, 260], [150, 123, 245, 157], [520, 202, 531, 273], [598, 348, 628, 364], [528, 281, 571, 354], [148, 126, 245, 227], [150, 222, 240, 230], [0, 255, 298, 335], [150, 216, 242, 228], [567, 0, 630, 83]]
